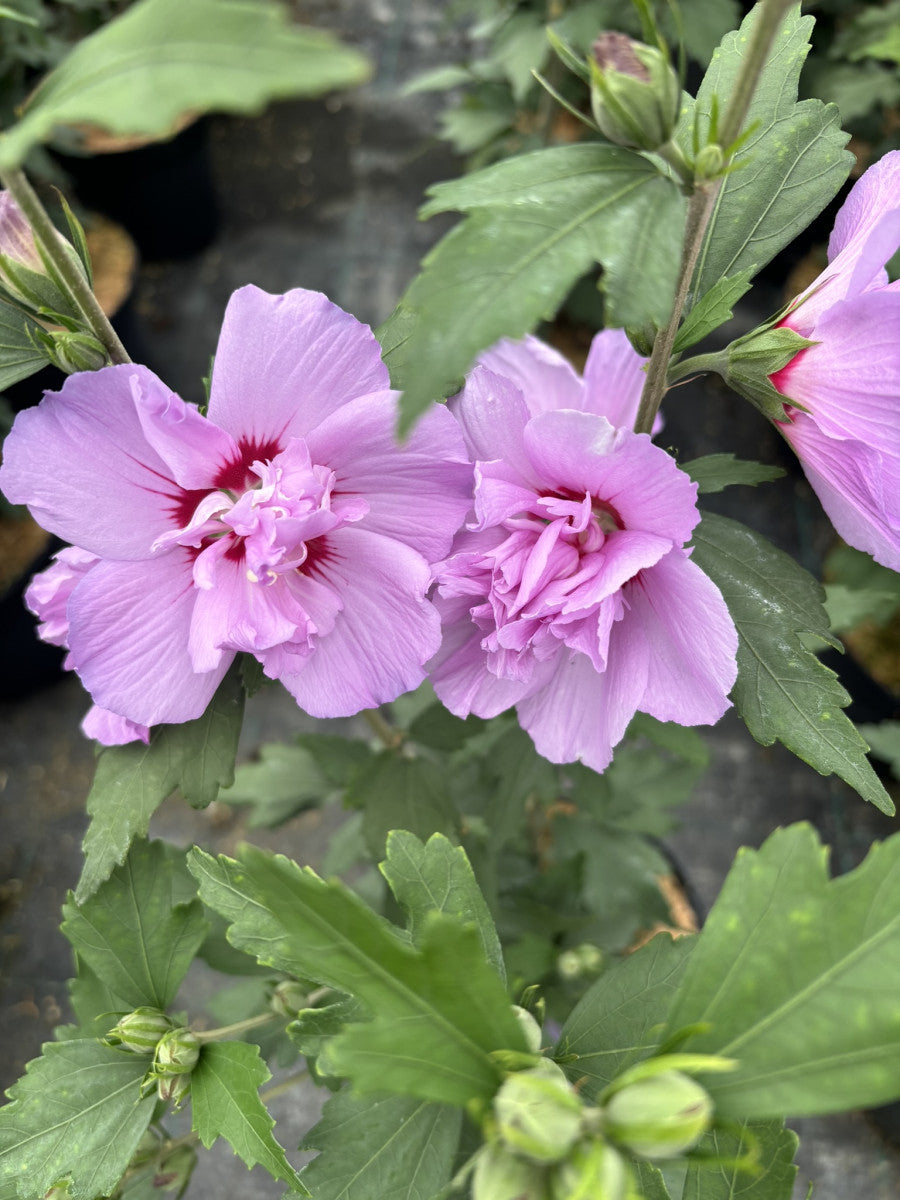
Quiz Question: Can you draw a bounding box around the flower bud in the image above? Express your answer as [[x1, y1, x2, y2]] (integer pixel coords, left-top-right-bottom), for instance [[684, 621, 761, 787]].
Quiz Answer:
[[106, 1006, 173, 1054], [473, 1144, 552, 1200], [0, 193, 42, 272], [694, 143, 725, 181], [43, 330, 109, 374], [719, 324, 815, 422], [0, 192, 84, 319], [154, 1143, 197, 1191], [153, 1026, 200, 1076], [551, 1139, 630, 1200], [603, 1070, 712, 1160], [512, 1005, 544, 1054], [494, 1060, 583, 1164], [590, 34, 681, 152], [557, 943, 604, 981], [157, 1070, 192, 1109], [271, 979, 308, 1018]]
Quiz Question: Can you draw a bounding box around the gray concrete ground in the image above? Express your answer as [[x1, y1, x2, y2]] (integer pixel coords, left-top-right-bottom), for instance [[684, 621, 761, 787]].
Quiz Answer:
[[3, 1, 900, 1195]]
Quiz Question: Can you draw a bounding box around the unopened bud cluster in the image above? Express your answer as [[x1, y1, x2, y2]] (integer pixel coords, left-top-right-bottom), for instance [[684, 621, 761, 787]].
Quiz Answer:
[[474, 1043, 714, 1200], [106, 1007, 200, 1109]]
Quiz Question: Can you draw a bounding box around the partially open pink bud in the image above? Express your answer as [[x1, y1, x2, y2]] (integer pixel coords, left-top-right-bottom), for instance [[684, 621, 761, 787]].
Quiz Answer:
[[0, 192, 42, 272], [590, 34, 681, 152]]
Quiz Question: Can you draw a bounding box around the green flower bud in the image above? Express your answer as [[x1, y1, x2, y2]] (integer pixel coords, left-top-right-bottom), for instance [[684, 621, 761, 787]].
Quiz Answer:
[[720, 323, 816, 422], [551, 1139, 630, 1200], [590, 34, 681, 152], [694, 143, 725, 181], [106, 1006, 173, 1054], [473, 1144, 552, 1200], [604, 1070, 712, 1160], [557, 943, 604, 981], [157, 1070, 192, 1109], [494, 1060, 583, 1164], [153, 1026, 200, 1076], [271, 979, 308, 1018], [513, 1005, 544, 1054], [44, 330, 109, 375], [0, 192, 88, 320], [154, 1143, 197, 1191]]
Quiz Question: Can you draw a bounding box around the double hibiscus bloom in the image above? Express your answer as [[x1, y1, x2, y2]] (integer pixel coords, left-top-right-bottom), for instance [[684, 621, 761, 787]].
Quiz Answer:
[[3, 153, 897, 770]]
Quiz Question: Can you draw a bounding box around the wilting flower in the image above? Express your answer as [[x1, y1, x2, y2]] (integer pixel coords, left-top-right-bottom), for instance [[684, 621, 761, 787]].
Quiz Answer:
[[428, 332, 737, 772], [0, 286, 472, 739], [769, 150, 900, 570]]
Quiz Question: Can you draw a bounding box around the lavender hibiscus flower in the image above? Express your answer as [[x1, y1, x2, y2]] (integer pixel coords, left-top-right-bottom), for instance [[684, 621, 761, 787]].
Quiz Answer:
[[428, 331, 738, 772], [0, 285, 472, 739], [770, 150, 900, 569]]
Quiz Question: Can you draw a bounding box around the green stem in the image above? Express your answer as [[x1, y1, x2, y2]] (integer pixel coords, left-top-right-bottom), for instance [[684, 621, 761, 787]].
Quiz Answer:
[[194, 1012, 276, 1044], [0, 166, 130, 364], [363, 707, 404, 749], [633, 0, 796, 434], [666, 348, 728, 385], [259, 1068, 310, 1104]]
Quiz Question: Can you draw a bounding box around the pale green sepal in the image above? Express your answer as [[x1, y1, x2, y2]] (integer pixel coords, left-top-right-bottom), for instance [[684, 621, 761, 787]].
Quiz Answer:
[[721, 325, 815, 421]]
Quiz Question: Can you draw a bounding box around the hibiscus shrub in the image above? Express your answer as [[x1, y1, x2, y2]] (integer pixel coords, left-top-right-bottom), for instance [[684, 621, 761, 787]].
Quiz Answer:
[[1, 2, 900, 1199]]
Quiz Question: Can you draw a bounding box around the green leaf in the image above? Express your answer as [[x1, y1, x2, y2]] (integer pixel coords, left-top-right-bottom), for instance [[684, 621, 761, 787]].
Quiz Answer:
[[380, 831, 505, 981], [556, 935, 694, 1100], [347, 752, 460, 858], [188, 845, 527, 1105], [62, 839, 207, 1013], [690, 513, 894, 814], [683, 5, 852, 301], [680, 454, 785, 494], [823, 583, 900, 634], [220, 742, 330, 828], [391, 144, 685, 430], [672, 270, 753, 353], [287, 996, 364, 1060], [664, 824, 900, 1117], [190, 1041, 305, 1192], [0, 1041, 154, 1200], [0, 299, 47, 389], [0, 0, 370, 170], [76, 664, 245, 902], [634, 1160, 673, 1200], [681, 1119, 798, 1200], [300, 1089, 462, 1200]]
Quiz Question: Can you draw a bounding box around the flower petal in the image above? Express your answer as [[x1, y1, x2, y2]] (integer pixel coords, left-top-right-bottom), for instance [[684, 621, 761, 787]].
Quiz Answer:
[[66, 549, 230, 725], [476, 335, 585, 416], [582, 328, 649, 428], [273, 527, 440, 717], [780, 412, 900, 571], [135, 379, 238, 489], [450, 365, 535, 480], [620, 551, 738, 724], [0, 366, 197, 559], [789, 150, 900, 332], [82, 705, 150, 746], [516, 642, 647, 773], [773, 290, 900, 460], [207, 285, 389, 445], [523, 410, 699, 543], [305, 391, 473, 564]]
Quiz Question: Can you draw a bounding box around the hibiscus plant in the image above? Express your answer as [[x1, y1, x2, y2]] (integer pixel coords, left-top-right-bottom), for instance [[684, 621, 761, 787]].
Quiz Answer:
[[1, 0, 900, 1198]]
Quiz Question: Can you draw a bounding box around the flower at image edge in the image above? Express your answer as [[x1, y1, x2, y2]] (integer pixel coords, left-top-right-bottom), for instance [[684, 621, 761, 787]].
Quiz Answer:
[[0, 286, 474, 739], [428, 332, 738, 772]]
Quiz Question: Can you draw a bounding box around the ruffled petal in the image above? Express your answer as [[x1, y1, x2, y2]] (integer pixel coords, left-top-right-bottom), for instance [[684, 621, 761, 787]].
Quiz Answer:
[[450, 365, 535, 480], [789, 150, 900, 333], [516, 641, 647, 773], [66, 549, 230, 725], [82, 705, 150, 746], [0, 366, 196, 559], [274, 527, 440, 717], [305, 391, 473, 564], [582, 328, 649, 428], [428, 595, 537, 718], [773, 290, 900, 459], [780, 412, 900, 571], [135, 379, 239, 489], [207, 286, 389, 445], [619, 551, 738, 724], [523, 410, 699, 544], [25, 546, 98, 646], [476, 335, 585, 416]]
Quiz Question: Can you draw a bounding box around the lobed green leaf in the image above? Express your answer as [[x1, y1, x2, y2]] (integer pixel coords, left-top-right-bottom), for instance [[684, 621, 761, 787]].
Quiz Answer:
[[190, 1041, 306, 1192], [680, 454, 784, 494], [690, 513, 894, 813], [665, 824, 900, 1117], [0, 300, 47, 390], [681, 1119, 798, 1200], [0, 0, 370, 169]]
